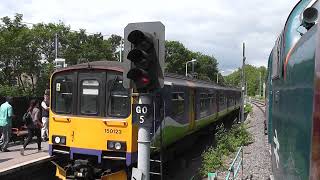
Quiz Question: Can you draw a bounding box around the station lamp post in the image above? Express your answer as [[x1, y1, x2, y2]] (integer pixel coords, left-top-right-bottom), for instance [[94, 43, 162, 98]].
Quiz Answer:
[[241, 42, 246, 122], [217, 70, 224, 84], [185, 59, 197, 77]]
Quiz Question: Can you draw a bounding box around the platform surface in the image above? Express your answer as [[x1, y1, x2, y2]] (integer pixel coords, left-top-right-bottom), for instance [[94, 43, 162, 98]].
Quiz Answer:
[[0, 140, 51, 175]]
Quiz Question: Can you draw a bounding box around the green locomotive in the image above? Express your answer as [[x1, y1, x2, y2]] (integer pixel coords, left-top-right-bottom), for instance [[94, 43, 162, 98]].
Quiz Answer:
[[267, 0, 320, 179]]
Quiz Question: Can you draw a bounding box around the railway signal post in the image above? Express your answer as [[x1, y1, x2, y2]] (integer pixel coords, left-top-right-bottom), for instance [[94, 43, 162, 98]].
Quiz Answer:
[[241, 42, 246, 122], [123, 21, 165, 180]]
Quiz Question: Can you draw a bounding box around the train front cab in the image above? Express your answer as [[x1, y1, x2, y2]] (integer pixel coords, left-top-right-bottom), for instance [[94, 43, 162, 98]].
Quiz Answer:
[[49, 69, 136, 179]]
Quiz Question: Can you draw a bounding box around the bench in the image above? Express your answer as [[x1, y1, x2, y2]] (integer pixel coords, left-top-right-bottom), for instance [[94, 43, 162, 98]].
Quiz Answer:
[[11, 126, 28, 144]]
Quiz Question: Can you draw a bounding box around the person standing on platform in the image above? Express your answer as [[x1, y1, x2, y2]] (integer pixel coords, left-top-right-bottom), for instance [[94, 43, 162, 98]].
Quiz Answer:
[[20, 99, 42, 155], [41, 91, 49, 141], [0, 97, 13, 152]]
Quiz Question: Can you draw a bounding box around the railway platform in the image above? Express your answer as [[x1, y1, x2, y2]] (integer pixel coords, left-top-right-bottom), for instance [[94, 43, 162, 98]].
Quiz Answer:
[[0, 141, 52, 177]]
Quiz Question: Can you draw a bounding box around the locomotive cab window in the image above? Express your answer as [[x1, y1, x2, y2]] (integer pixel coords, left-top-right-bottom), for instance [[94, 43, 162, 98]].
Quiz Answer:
[[53, 73, 74, 114], [107, 73, 130, 117], [80, 80, 100, 115]]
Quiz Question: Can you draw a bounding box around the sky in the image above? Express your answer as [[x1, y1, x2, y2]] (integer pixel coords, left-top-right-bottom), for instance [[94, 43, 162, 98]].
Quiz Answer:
[[0, 0, 299, 75]]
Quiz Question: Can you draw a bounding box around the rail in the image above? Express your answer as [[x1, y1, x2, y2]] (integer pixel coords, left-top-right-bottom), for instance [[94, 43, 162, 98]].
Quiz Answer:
[[250, 98, 266, 115], [250, 98, 265, 106], [225, 146, 243, 180]]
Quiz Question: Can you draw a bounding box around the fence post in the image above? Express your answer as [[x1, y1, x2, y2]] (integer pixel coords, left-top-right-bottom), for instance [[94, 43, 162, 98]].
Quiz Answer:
[[241, 147, 244, 178]]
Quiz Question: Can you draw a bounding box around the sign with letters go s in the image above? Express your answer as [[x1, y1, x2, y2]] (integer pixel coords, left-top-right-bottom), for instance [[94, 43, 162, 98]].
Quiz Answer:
[[132, 104, 153, 127]]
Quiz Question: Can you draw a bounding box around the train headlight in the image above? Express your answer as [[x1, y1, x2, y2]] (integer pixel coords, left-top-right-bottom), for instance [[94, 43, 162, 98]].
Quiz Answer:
[[115, 142, 121, 150], [108, 141, 115, 149], [55, 136, 61, 144], [52, 135, 66, 145], [107, 141, 126, 151]]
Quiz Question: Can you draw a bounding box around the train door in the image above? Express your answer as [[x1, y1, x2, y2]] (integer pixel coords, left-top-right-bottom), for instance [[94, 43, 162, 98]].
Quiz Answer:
[[267, 52, 273, 143], [216, 90, 220, 115], [189, 88, 196, 130], [226, 91, 229, 112], [71, 72, 106, 147], [153, 94, 164, 136]]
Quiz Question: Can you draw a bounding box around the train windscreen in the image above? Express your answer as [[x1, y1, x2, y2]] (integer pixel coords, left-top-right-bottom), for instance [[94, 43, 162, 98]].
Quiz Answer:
[[53, 73, 74, 114], [51, 71, 130, 118]]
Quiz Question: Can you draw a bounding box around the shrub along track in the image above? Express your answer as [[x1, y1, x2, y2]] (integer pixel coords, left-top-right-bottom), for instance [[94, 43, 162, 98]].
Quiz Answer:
[[198, 103, 271, 180]]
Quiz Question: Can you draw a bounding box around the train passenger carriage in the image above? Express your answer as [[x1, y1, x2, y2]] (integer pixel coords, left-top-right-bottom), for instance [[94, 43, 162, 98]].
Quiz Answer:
[[49, 61, 241, 179]]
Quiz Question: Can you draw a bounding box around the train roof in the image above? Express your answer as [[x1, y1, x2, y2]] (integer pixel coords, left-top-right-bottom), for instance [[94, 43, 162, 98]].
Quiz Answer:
[[53, 60, 240, 92], [164, 73, 240, 91], [53, 60, 125, 74]]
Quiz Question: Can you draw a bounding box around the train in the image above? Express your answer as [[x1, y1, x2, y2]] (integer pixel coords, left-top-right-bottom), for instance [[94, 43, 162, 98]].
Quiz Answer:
[[266, 0, 320, 179], [48, 60, 241, 179]]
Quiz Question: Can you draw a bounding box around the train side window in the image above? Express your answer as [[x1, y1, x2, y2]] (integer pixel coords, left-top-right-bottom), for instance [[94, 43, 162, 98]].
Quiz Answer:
[[171, 92, 185, 121], [200, 93, 210, 118], [272, 37, 281, 79], [208, 93, 215, 106], [209, 92, 217, 113], [303, 1, 320, 24], [219, 94, 225, 106], [107, 73, 130, 117], [53, 74, 73, 114], [80, 80, 100, 115]]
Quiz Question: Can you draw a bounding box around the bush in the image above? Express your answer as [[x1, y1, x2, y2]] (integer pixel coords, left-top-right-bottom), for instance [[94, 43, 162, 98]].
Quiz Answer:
[[0, 85, 33, 97], [200, 124, 253, 177]]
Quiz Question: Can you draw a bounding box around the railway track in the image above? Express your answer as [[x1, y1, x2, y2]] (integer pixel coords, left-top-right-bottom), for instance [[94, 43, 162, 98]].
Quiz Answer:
[[250, 98, 265, 114]]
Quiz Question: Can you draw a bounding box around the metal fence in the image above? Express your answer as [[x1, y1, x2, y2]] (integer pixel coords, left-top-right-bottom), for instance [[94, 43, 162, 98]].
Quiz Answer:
[[207, 146, 244, 180], [225, 146, 243, 180]]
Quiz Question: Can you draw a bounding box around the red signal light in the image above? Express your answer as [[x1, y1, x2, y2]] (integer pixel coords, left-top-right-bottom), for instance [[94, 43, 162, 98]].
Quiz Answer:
[[141, 77, 150, 85]]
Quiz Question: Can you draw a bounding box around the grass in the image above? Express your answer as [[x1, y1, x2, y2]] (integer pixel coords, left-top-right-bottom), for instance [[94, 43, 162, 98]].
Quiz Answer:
[[200, 123, 253, 177]]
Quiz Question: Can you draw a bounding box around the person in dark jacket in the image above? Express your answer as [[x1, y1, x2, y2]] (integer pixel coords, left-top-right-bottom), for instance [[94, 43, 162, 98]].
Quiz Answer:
[[20, 99, 43, 155]]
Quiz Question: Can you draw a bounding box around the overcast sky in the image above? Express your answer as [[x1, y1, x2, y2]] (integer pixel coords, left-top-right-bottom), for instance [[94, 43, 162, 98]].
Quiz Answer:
[[0, 0, 299, 75]]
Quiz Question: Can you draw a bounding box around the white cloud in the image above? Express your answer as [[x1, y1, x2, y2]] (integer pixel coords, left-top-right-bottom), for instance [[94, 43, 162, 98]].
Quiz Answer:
[[0, 0, 299, 73]]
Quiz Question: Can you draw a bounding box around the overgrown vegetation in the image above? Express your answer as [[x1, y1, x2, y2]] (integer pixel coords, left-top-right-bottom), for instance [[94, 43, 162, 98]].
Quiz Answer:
[[244, 103, 253, 114], [200, 123, 253, 177]]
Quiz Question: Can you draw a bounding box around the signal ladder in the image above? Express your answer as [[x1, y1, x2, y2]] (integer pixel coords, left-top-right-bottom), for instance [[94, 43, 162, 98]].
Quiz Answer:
[[149, 108, 164, 180]]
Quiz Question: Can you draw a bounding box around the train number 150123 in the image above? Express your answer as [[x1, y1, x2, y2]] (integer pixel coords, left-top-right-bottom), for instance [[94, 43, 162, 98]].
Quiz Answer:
[[105, 129, 122, 134]]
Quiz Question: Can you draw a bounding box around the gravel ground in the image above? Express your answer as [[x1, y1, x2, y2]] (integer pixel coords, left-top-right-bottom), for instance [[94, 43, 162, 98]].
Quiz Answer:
[[215, 104, 271, 180], [241, 104, 271, 180]]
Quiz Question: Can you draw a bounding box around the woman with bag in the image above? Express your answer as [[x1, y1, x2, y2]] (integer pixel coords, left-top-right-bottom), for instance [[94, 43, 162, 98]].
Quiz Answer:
[[20, 99, 43, 155]]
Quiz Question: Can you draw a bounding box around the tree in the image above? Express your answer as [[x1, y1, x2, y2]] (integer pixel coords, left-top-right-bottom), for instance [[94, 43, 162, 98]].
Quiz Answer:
[[192, 52, 218, 81], [0, 13, 118, 97], [165, 40, 219, 82], [79, 33, 113, 62], [0, 14, 41, 94], [32, 22, 71, 63], [165, 40, 193, 74], [224, 65, 267, 96], [108, 34, 123, 61]]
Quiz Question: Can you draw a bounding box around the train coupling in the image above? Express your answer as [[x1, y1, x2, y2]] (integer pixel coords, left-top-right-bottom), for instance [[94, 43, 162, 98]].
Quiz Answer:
[[51, 160, 127, 180], [51, 161, 67, 180]]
